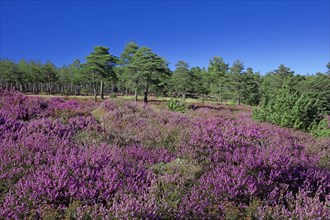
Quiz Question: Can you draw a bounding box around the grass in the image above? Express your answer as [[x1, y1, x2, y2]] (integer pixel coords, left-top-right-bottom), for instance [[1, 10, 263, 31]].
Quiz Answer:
[[29, 93, 237, 106]]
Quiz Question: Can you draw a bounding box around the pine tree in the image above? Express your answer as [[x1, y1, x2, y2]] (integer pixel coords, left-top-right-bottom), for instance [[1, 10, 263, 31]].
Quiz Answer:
[[82, 46, 117, 101], [129, 47, 169, 103]]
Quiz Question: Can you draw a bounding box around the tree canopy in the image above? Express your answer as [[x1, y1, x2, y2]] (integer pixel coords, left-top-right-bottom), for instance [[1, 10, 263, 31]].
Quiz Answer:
[[1, 42, 329, 135]]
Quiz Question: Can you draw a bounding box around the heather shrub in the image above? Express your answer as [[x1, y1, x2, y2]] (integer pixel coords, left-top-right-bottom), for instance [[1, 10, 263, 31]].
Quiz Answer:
[[179, 164, 256, 219], [305, 137, 330, 169], [99, 100, 191, 151], [73, 130, 108, 147], [151, 158, 202, 218], [0, 144, 159, 219], [185, 117, 264, 164], [0, 91, 329, 219], [0, 90, 49, 120], [178, 115, 329, 219], [256, 188, 330, 219], [0, 112, 23, 140], [48, 99, 99, 121]]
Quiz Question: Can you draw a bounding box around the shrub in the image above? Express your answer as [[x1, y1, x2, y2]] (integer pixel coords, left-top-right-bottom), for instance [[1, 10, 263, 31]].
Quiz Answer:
[[309, 116, 330, 138], [167, 98, 187, 112], [1, 91, 329, 219], [253, 80, 325, 132], [100, 101, 191, 151], [109, 93, 117, 99]]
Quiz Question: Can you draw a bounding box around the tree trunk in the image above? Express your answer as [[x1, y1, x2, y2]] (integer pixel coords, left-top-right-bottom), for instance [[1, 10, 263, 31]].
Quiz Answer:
[[70, 83, 73, 94], [219, 82, 223, 103], [93, 87, 97, 102], [48, 82, 51, 94], [125, 87, 128, 96], [32, 83, 36, 94], [143, 84, 149, 104], [100, 80, 104, 99], [237, 85, 241, 105], [134, 87, 138, 101], [134, 80, 139, 101], [74, 85, 77, 96]]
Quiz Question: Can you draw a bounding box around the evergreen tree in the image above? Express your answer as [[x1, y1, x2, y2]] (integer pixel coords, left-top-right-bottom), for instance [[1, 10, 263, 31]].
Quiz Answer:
[[82, 46, 117, 100], [190, 66, 209, 97], [299, 73, 330, 113], [0, 59, 17, 90], [118, 42, 139, 96], [254, 78, 325, 131], [171, 61, 194, 101], [207, 56, 229, 102], [129, 47, 169, 103], [43, 60, 58, 94], [241, 67, 261, 105], [261, 64, 295, 107], [228, 60, 244, 105]]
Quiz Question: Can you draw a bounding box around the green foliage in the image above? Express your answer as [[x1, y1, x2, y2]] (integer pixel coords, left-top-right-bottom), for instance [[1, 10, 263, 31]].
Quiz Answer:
[[260, 64, 296, 106], [109, 93, 117, 99], [291, 95, 324, 130], [298, 73, 330, 112], [207, 56, 230, 102], [270, 64, 295, 88], [117, 42, 139, 93], [167, 98, 187, 112], [190, 66, 209, 95], [309, 117, 330, 138], [0, 59, 17, 83], [128, 46, 170, 102], [240, 68, 262, 106], [171, 61, 195, 100], [80, 46, 118, 99], [58, 59, 83, 86], [83, 46, 117, 81], [228, 60, 244, 105], [0, 44, 328, 110], [253, 79, 325, 132], [227, 99, 237, 106]]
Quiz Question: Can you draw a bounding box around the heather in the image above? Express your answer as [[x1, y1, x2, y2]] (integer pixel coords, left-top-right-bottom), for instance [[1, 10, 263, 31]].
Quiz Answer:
[[0, 91, 329, 219]]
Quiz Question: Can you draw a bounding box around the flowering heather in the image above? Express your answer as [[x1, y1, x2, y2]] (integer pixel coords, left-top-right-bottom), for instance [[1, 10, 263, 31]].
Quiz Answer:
[[0, 91, 329, 219], [0, 90, 49, 120], [99, 100, 190, 151]]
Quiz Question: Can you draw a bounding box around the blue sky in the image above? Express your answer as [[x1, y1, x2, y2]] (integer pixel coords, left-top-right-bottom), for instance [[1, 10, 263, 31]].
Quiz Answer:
[[0, 0, 329, 74]]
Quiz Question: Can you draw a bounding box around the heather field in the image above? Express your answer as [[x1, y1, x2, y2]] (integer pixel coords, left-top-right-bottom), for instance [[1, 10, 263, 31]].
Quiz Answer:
[[0, 90, 329, 219]]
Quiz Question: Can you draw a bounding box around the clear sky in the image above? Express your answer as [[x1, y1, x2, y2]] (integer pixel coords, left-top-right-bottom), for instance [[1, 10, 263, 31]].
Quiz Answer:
[[0, 0, 329, 74]]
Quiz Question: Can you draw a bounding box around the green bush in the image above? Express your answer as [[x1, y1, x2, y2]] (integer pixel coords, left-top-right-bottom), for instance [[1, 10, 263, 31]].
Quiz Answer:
[[167, 98, 187, 112], [109, 93, 117, 99], [253, 79, 325, 132], [309, 117, 330, 138]]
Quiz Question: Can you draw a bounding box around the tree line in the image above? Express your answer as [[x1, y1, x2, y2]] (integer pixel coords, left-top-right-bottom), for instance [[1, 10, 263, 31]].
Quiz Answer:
[[0, 42, 329, 107]]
